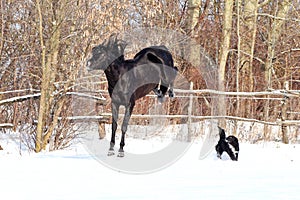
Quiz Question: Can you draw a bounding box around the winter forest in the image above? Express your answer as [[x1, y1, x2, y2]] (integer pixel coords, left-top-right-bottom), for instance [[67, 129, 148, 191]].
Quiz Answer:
[[0, 0, 300, 152]]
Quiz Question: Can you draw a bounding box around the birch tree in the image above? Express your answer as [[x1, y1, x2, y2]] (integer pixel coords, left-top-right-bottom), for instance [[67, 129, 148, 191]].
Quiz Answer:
[[218, 0, 234, 126], [186, 0, 201, 35], [263, 0, 291, 143], [264, 0, 291, 88], [35, 0, 67, 152], [237, 0, 259, 117]]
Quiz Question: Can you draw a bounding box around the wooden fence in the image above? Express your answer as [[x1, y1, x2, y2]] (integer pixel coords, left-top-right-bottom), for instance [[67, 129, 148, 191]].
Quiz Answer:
[[90, 83, 300, 125], [1, 85, 300, 126], [1, 83, 300, 142], [73, 82, 299, 142]]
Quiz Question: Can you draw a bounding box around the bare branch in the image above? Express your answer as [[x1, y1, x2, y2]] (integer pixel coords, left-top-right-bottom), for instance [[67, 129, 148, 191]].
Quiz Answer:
[[256, 13, 300, 22], [230, 49, 265, 64]]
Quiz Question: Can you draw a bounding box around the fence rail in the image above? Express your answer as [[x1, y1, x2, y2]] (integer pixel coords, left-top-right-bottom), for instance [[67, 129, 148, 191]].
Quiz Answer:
[[173, 88, 300, 97], [1, 86, 300, 127], [84, 84, 300, 127], [76, 113, 300, 126]]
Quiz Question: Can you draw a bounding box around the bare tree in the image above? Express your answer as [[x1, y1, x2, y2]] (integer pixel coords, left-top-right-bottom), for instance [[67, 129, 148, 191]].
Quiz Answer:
[[237, 0, 259, 117], [262, 0, 291, 143], [218, 0, 234, 127]]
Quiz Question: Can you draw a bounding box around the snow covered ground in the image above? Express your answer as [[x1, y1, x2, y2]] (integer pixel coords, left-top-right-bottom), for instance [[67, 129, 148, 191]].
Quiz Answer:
[[1, 129, 300, 200]]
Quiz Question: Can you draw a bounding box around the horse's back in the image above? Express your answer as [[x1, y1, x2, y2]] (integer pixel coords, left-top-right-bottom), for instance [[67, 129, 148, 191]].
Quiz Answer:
[[134, 46, 171, 60]]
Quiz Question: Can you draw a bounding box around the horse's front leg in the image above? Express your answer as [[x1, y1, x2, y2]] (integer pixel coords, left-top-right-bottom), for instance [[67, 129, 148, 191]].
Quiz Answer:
[[118, 102, 135, 157], [108, 103, 119, 156]]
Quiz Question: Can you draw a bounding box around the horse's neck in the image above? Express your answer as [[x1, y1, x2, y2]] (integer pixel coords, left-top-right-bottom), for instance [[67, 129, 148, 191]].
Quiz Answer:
[[104, 67, 117, 97], [104, 64, 125, 96], [104, 56, 135, 97]]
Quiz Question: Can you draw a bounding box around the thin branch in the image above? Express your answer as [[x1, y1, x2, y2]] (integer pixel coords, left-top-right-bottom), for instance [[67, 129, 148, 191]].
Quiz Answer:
[[230, 49, 265, 64], [256, 13, 300, 22], [275, 48, 300, 58]]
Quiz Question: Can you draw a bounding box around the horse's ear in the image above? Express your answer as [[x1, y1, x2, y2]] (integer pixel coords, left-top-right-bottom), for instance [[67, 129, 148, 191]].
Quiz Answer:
[[102, 38, 109, 48], [108, 33, 117, 46], [113, 33, 118, 43], [118, 40, 127, 53]]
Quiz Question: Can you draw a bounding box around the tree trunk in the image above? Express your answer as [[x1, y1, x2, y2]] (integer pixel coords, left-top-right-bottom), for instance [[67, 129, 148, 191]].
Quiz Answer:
[[281, 81, 289, 144], [44, 97, 66, 150], [187, 0, 201, 35], [218, 0, 234, 127], [238, 0, 259, 118], [263, 0, 290, 142], [35, 0, 64, 152], [264, 0, 290, 87], [35, 0, 47, 152]]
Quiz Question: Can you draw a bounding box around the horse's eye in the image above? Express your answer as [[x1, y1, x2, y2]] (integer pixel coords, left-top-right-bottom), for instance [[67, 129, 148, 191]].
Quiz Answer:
[[92, 47, 98, 54]]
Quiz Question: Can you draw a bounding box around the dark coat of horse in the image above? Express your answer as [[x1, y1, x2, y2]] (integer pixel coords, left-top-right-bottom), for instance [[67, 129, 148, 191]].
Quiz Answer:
[[86, 34, 178, 157]]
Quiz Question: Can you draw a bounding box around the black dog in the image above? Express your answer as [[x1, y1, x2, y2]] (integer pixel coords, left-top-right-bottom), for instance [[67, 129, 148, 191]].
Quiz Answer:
[[215, 127, 239, 161]]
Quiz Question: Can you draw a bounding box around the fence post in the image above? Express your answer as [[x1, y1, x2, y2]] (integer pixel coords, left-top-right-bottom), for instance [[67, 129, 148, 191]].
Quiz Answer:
[[187, 82, 194, 142], [281, 81, 289, 144]]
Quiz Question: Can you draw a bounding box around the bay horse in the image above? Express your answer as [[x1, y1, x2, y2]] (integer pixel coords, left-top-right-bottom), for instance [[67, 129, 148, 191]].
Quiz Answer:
[[86, 34, 178, 157]]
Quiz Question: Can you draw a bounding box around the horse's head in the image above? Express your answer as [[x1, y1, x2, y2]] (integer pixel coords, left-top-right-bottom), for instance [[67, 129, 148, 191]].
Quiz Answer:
[[86, 34, 127, 71]]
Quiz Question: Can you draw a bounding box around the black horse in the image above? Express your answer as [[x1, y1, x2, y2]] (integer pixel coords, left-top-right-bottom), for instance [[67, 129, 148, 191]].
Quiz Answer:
[[86, 34, 178, 157]]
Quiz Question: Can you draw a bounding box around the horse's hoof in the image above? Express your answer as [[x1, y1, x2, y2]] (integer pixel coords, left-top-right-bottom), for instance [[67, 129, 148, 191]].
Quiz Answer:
[[117, 151, 125, 157], [154, 89, 162, 97], [117, 149, 125, 157], [107, 150, 115, 156], [168, 91, 175, 98]]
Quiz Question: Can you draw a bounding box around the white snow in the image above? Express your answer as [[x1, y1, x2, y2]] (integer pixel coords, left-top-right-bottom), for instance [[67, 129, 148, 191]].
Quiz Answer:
[[1, 128, 300, 200]]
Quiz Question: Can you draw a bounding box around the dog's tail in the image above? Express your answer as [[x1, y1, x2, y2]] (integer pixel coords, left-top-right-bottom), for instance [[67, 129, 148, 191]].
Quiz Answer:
[[218, 126, 226, 140]]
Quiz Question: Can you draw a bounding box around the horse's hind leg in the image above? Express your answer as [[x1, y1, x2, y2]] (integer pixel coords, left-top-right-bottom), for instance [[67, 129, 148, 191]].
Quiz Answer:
[[168, 81, 176, 98], [153, 85, 162, 97], [168, 66, 178, 98], [160, 79, 175, 98], [168, 87, 174, 98], [159, 84, 168, 96], [157, 84, 168, 103]]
